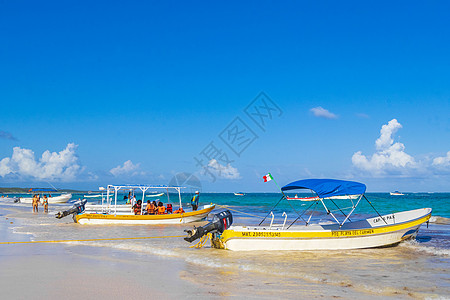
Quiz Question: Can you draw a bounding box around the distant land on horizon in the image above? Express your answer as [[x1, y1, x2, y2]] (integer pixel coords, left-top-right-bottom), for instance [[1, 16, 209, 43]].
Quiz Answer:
[[0, 187, 86, 194]]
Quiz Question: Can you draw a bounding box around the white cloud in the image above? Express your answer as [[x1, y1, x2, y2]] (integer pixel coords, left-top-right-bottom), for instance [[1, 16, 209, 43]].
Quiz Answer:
[[356, 113, 369, 119], [110, 160, 142, 177], [208, 159, 240, 179], [0, 143, 82, 181], [310, 106, 338, 119], [352, 119, 416, 175], [433, 151, 450, 167], [0, 130, 18, 141]]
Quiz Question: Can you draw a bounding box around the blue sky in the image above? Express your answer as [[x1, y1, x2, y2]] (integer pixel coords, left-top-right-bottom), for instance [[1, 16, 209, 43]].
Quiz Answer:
[[0, 1, 449, 192]]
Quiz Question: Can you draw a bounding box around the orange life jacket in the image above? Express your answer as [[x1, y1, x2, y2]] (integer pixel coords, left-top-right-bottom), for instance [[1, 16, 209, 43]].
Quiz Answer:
[[134, 204, 142, 215], [174, 208, 185, 214], [157, 206, 166, 214], [146, 204, 156, 214]]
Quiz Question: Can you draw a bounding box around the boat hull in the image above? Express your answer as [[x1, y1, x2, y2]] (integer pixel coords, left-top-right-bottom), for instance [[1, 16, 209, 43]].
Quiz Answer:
[[19, 194, 72, 204], [84, 204, 132, 213], [215, 208, 431, 251], [76, 204, 215, 225]]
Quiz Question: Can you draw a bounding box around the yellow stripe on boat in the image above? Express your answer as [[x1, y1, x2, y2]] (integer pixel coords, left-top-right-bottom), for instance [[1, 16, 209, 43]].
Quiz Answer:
[[76, 205, 215, 224]]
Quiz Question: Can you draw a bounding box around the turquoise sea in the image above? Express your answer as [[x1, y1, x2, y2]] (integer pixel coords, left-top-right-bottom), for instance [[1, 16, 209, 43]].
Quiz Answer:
[[1, 192, 449, 298]]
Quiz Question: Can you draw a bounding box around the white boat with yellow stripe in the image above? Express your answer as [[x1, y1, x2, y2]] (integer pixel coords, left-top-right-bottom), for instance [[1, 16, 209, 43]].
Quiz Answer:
[[19, 188, 72, 204], [56, 184, 215, 225], [184, 179, 432, 251]]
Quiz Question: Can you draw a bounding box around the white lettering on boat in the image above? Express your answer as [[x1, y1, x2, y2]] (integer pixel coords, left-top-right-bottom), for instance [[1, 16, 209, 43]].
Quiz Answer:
[[373, 215, 394, 223]]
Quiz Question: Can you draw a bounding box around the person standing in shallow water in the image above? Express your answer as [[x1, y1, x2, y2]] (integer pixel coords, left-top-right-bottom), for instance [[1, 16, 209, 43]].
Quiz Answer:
[[42, 195, 49, 213], [32, 194, 39, 213], [190, 191, 199, 211]]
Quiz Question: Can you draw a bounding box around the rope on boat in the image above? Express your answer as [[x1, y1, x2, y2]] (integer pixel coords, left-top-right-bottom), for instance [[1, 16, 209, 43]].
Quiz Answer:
[[215, 204, 262, 219], [0, 235, 185, 245], [189, 233, 211, 248]]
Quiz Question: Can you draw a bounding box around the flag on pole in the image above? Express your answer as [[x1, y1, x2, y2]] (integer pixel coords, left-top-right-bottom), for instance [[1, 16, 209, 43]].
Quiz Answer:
[[263, 173, 273, 182]]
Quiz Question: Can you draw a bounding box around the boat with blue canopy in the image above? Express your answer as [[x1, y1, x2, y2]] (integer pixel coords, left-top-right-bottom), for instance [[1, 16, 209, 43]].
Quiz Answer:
[[184, 179, 432, 251]]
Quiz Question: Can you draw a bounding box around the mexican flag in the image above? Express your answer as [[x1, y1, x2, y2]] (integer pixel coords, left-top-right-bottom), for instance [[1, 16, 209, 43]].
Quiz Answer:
[[263, 173, 273, 182]]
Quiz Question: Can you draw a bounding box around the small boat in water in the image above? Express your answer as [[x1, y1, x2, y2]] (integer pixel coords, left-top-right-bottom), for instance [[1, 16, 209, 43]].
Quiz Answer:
[[234, 192, 245, 196], [184, 179, 431, 251], [19, 188, 72, 204], [146, 192, 164, 197], [56, 184, 215, 225], [390, 191, 405, 196]]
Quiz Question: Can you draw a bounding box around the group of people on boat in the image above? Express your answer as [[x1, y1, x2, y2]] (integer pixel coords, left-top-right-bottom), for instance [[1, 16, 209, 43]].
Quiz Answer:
[[32, 194, 49, 213], [132, 200, 185, 215], [128, 191, 199, 215]]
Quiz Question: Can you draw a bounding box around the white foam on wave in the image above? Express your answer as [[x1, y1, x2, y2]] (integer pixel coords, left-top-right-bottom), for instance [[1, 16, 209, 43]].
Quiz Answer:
[[11, 226, 34, 236], [429, 216, 450, 225], [64, 240, 180, 258], [184, 256, 236, 269], [400, 239, 450, 256]]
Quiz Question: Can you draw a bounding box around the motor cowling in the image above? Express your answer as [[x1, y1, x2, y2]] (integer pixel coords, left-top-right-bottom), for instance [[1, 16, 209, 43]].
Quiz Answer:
[[184, 210, 233, 243], [55, 200, 87, 219]]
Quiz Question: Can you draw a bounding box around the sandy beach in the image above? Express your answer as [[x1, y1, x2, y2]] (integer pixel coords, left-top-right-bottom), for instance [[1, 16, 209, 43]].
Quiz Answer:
[[0, 206, 193, 300]]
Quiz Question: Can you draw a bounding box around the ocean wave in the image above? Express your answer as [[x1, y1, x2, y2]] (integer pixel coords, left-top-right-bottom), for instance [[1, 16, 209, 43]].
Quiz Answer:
[[11, 226, 34, 236], [184, 256, 236, 269], [400, 240, 450, 256], [64, 240, 180, 258], [429, 216, 450, 225]]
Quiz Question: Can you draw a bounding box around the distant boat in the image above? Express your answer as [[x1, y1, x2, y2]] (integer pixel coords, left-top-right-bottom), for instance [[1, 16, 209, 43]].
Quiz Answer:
[[19, 188, 71, 204], [234, 192, 245, 196], [146, 193, 164, 197], [390, 191, 405, 196], [286, 195, 318, 201]]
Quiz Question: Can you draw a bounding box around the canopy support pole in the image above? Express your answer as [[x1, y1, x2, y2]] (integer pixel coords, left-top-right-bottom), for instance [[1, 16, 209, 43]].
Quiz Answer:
[[140, 187, 149, 215], [339, 195, 363, 228], [177, 188, 182, 209], [287, 201, 316, 229], [114, 186, 119, 216], [330, 198, 352, 223], [306, 200, 318, 224], [364, 195, 388, 225], [259, 196, 284, 225], [320, 199, 340, 224], [285, 196, 309, 224]]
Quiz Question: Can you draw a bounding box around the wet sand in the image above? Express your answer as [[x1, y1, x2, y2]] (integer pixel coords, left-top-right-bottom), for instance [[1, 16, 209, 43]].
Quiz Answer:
[[0, 207, 190, 300]]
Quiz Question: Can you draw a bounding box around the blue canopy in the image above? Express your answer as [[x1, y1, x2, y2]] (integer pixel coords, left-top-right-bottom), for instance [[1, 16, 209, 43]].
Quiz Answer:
[[281, 179, 366, 199]]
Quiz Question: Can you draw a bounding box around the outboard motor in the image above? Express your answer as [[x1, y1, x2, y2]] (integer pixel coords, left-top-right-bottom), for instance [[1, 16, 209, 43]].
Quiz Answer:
[[184, 210, 233, 243], [55, 199, 87, 220]]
